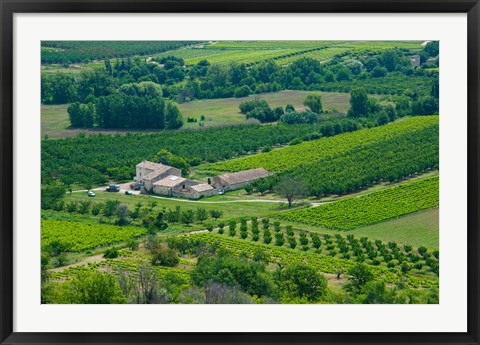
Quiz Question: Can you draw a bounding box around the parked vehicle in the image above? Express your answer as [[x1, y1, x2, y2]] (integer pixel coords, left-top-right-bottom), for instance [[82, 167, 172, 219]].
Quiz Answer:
[[130, 183, 142, 190], [106, 184, 120, 192], [125, 190, 133, 195], [87, 191, 96, 197]]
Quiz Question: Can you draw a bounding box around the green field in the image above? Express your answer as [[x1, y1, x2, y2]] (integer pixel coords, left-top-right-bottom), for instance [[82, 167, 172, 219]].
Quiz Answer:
[[208, 116, 438, 174], [180, 90, 351, 128], [278, 208, 439, 250], [42, 219, 147, 252], [41, 90, 351, 137], [42, 40, 425, 75], [280, 176, 439, 230], [348, 208, 439, 249], [205, 116, 439, 197], [62, 190, 288, 222], [152, 40, 423, 66], [41, 40, 440, 305]]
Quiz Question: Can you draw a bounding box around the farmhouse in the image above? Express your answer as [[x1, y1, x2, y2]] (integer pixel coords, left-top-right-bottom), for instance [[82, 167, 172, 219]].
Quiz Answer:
[[135, 161, 270, 198], [212, 168, 272, 192], [136, 160, 217, 199], [136, 160, 182, 192]]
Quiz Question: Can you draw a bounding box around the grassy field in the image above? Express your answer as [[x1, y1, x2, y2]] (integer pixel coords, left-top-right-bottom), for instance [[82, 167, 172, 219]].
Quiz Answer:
[[348, 208, 439, 249], [41, 64, 93, 74], [280, 176, 439, 230], [63, 190, 290, 221], [278, 208, 439, 250], [41, 104, 73, 138], [180, 90, 350, 128], [41, 90, 351, 137]]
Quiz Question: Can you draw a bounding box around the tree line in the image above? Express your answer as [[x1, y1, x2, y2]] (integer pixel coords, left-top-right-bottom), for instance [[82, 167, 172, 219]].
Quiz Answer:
[[41, 44, 439, 108]]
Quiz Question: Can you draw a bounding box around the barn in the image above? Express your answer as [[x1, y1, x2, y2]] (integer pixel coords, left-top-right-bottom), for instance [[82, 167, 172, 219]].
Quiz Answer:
[[190, 183, 216, 199], [212, 168, 271, 192]]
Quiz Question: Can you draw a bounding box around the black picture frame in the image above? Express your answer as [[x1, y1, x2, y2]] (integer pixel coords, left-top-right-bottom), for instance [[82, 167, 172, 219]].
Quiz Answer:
[[1, 1, 479, 344]]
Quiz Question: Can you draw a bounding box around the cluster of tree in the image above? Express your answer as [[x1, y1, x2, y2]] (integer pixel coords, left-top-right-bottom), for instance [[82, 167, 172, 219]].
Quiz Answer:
[[153, 149, 190, 176], [41, 56, 184, 105], [348, 84, 438, 120], [67, 81, 183, 130], [41, 41, 199, 64], [238, 93, 324, 124], [238, 98, 284, 123]]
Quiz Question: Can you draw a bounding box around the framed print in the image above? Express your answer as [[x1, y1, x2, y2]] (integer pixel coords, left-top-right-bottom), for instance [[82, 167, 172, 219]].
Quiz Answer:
[[1, 0, 479, 344]]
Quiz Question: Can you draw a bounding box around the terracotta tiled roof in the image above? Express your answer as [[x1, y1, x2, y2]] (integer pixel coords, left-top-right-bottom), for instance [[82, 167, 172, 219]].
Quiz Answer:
[[218, 168, 271, 185], [153, 175, 187, 188], [191, 183, 214, 192], [136, 160, 169, 171], [138, 160, 177, 181]]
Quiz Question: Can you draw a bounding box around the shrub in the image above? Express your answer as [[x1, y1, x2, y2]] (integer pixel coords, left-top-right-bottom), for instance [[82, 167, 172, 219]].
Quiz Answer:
[[418, 246, 428, 256], [104, 247, 119, 259], [151, 243, 179, 267]]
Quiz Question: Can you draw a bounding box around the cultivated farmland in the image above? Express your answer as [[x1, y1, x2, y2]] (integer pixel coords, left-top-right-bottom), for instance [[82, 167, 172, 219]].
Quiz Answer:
[[280, 176, 439, 230], [40, 40, 440, 305]]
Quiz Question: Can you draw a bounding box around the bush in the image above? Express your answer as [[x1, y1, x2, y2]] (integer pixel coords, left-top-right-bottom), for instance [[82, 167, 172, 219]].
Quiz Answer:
[[104, 247, 119, 259], [234, 85, 251, 98], [289, 138, 303, 146], [151, 243, 179, 267], [280, 111, 319, 125], [418, 246, 428, 256]]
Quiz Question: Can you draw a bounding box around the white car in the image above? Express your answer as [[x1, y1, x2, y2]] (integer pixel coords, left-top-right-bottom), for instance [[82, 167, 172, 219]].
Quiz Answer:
[[87, 191, 96, 197]]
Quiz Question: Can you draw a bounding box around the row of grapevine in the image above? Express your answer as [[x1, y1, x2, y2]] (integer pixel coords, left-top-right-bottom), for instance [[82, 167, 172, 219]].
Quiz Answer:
[[49, 249, 190, 282], [42, 41, 200, 64], [41, 122, 339, 185], [41, 219, 147, 252], [281, 176, 439, 230], [210, 116, 438, 173], [210, 116, 439, 196]]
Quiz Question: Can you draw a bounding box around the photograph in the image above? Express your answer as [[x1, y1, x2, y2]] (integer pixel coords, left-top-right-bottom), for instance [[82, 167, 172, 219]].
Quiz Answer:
[[40, 40, 440, 305]]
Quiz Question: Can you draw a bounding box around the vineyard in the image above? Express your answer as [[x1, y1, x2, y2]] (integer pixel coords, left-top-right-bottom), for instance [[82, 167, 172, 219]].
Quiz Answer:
[[151, 40, 424, 67], [41, 41, 200, 64], [210, 116, 438, 173], [154, 47, 305, 66], [191, 232, 438, 288], [50, 248, 192, 282], [41, 118, 366, 185], [281, 176, 439, 230], [41, 219, 147, 252], [40, 40, 440, 305], [210, 116, 439, 195]]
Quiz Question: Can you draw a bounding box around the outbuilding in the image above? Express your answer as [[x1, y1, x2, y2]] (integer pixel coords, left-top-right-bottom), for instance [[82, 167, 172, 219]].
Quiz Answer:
[[212, 168, 272, 192]]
